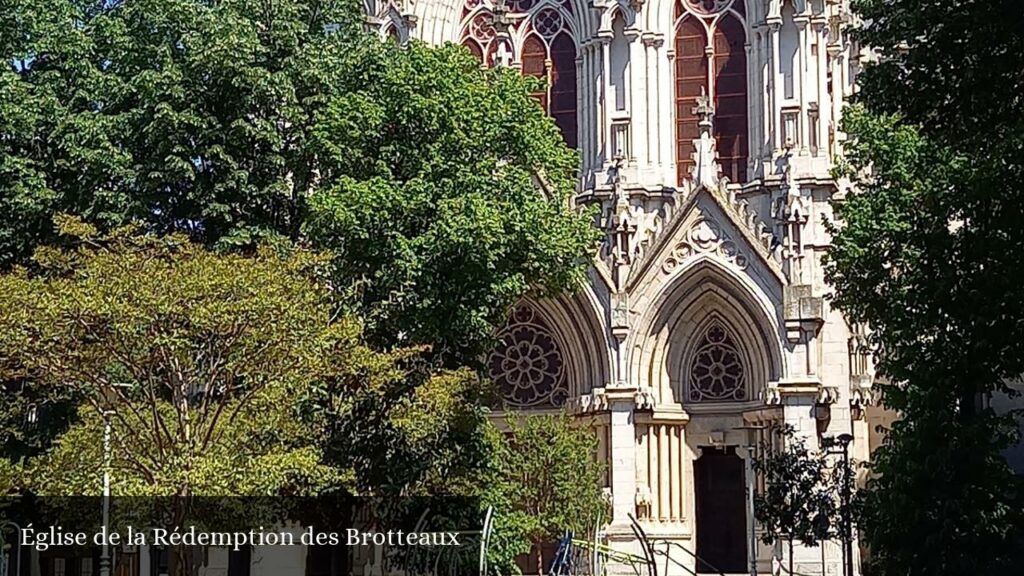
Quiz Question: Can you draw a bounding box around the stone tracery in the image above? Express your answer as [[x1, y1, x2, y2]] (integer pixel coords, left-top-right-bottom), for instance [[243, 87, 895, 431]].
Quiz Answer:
[[661, 216, 750, 274], [687, 322, 747, 402], [488, 303, 569, 408], [459, 0, 578, 146], [684, 0, 733, 15]]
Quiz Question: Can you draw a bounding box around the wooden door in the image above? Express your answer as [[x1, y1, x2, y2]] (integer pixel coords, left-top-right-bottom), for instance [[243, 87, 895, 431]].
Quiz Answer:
[[694, 447, 747, 574]]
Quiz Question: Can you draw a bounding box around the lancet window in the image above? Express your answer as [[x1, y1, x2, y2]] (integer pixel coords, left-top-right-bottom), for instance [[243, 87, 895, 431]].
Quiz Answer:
[[674, 0, 749, 184], [460, 0, 578, 147]]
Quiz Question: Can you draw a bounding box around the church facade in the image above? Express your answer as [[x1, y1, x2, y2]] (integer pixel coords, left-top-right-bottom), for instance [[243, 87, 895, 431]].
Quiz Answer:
[[365, 0, 872, 573]]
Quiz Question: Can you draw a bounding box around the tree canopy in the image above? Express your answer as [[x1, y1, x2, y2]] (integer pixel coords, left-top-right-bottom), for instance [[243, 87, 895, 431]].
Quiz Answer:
[[0, 220, 497, 503], [0, 1, 602, 571], [0, 219, 352, 497], [824, 1, 1024, 573], [481, 414, 608, 576], [0, 0, 598, 364], [0, 0, 595, 497]]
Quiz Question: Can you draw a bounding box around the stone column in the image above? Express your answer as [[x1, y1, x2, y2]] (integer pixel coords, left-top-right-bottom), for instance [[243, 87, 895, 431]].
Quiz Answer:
[[795, 15, 809, 155]]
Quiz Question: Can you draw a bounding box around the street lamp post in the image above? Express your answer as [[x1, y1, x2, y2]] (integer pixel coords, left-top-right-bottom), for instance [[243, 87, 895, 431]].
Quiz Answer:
[[824, 433, 854, 576], [0, 520, 23, 576], [838, 433, 854, 576], [98, 383, 132, 576], [99, 407, 113, 576]]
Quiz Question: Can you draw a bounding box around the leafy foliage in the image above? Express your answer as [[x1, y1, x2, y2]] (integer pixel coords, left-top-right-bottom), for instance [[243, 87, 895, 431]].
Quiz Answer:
[[0, 219, 498, 501], [303, 44, 598, 363], [321, 361, 496, 501], [753, 427, 841, 575], [481, 414, 608, 575], [0, 3, 602, 569], [0, 0, 598, 365], [824, 1, 1024, 573], [0, 219, 358, 497]]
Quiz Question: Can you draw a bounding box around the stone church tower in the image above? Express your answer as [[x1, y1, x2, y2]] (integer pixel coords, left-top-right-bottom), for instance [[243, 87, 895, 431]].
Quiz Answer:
[[364, 0, 872, 573]]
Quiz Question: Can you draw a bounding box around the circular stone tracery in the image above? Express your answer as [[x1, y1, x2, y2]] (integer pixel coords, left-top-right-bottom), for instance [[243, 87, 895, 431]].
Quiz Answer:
[[688, 323, 747, 402], [470, 13, 496, 42], [684, 0, 733, 15], [488, 304, 567, 408], [533, 7, 563, 38]]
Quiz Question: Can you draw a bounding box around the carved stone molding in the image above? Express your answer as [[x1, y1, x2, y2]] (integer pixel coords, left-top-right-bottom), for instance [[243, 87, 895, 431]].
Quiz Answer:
[[817, 385, 840, 405], [850, 373, 878, 418], [662, 216, 750, 274], [761, 380, 823, 405], [569, 386, 657, 413], [569, 387, 610, 413], [634, 386, 657, 410]]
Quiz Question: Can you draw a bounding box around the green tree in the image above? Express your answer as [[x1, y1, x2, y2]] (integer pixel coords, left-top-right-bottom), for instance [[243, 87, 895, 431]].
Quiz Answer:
[[482, 414, 608, 576], [0, 220, 373, 572], [321, 358, 496, 501], [824, 1, 1024, 573], [0, 0, 598, 364], [753, 426, 838, 576], [0, 217, 507, 570], [0, 216, 493, 495], [0, 219, 362, 497]]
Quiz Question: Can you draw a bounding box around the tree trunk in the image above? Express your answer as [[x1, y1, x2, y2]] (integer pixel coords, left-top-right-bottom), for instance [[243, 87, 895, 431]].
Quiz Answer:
[[170, 492, 195, 576], [535, 540, 544, 576], [788, 537, 794, 576]]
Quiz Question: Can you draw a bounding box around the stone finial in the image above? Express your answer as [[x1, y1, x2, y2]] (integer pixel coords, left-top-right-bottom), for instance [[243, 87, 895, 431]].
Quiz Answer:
[[690, 88, 721, 192], [491, 0, 512, 34], [692, 87, 715, 133]]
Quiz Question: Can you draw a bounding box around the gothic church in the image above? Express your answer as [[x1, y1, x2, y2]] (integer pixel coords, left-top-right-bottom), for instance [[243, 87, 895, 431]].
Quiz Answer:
[[365, 0, 871, 573]]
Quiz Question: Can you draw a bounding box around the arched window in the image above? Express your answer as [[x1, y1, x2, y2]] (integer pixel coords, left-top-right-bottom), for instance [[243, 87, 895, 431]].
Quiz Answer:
[[460, 0, 578, 148], [488, 303, 569, 408], [674, 16, 707, 183], [687, 321, 747, 402], [674, 0, 749, 185]]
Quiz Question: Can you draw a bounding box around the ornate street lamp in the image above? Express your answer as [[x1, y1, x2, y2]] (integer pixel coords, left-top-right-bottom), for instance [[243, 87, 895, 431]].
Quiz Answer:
[[0, 520, 22, 576], [823, 433, 855, 576], [98, 383, 133, 576]]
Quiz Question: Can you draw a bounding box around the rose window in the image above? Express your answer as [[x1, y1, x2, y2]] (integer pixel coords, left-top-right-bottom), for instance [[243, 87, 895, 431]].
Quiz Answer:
[[488, 304, 567, 408], [688, 323, 747, 402]]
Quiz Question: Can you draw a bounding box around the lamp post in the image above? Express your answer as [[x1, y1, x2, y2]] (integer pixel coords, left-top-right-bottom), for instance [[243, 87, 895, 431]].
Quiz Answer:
[[735, 424, 768, 576], [99, 406, 113, 576], [98, 383, 132, 576], [823, 433, 854, 576], [0, 520, 22, 576]]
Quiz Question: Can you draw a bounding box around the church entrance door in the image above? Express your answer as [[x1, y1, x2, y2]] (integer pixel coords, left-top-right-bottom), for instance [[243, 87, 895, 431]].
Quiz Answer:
[[694, 446, 747, 574]]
